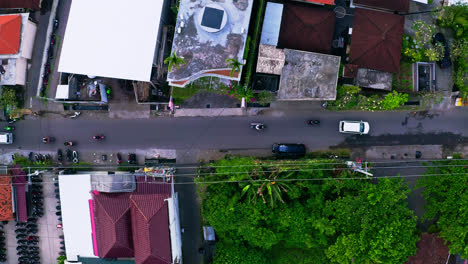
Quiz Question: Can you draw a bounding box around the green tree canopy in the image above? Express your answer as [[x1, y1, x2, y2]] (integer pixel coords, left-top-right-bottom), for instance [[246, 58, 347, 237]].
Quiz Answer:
[[197, 157, 419, 264], [417, 158, 468, 257]]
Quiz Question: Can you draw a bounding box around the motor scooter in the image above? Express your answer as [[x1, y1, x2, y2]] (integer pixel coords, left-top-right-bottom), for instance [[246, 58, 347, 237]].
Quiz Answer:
[[249, 123, 265, 131], [307, 120, 320, 125], [69, 112, 81, 119]]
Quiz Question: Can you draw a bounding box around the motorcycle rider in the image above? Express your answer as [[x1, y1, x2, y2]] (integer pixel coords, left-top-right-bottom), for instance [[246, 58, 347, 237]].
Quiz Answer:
[[42, 137, 50, 144], [5, 126, 13, 131], [64, 141, 72, 146], [255, 124, 264, 131]]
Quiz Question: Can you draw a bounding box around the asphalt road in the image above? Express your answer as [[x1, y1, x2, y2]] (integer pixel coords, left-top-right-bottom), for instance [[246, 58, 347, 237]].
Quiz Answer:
[[4, 108, 468, 153]]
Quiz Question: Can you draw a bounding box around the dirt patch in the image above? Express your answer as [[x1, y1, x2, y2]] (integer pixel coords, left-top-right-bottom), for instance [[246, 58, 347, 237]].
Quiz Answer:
[[405, 233, 449, 264]]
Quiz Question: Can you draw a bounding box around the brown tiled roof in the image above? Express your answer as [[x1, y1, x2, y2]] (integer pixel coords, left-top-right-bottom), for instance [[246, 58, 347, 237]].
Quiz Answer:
[[354, 0, 409, 13], [349, 8, 404, 73], [130, 193, 171, 264], [0, 175, 13, 221], [93, 177, 172, 261], [277, 2, 335, 54], [93, 193, 134, 258], [0, 0, 41, 10], [0, 14, 22, 55]]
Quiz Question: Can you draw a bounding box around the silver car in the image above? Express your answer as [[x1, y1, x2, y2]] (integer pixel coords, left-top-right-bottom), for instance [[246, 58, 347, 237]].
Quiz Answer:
[[339, 120, 370, 135]]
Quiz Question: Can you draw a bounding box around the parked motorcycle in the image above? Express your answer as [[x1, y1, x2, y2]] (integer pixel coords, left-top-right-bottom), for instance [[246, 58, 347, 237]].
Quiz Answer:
[[93, 135, 105, 140], [73, 151, 79, 163], [69, 112, 81, 119], [66, 149, 72, 162], [57, 149, 63, 161], [307, 119, 320, 125], [116, 153, 122, 164], [249, 123, 265, 131]]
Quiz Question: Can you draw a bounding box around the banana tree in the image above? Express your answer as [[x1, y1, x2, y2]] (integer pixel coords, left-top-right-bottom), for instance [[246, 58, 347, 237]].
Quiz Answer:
[[164, 52, 186, 72]]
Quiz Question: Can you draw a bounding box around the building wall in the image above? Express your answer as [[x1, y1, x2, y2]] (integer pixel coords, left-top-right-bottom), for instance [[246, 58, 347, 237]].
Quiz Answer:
[[20, 19, 37, 59]]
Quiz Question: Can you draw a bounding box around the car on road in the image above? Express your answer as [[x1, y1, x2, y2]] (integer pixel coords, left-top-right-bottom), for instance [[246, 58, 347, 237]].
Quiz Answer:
[[0, 132, 13, 144], [339, 120, 370, 135], [272, 143, 306, 158]]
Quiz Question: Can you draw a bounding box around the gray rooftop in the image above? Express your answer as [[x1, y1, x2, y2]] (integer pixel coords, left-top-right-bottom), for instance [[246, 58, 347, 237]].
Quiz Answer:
[[256, 44, 285, 75], [167, 0, 253, 85], [278, 49, 340, 101], [355, 68, 393, 91]]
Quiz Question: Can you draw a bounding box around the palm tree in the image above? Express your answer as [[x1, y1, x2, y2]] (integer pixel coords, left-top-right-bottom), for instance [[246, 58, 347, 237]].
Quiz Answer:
[[240, 168, 291, 207], [225, 58, 244, 77], [164, 52, 186, 72]]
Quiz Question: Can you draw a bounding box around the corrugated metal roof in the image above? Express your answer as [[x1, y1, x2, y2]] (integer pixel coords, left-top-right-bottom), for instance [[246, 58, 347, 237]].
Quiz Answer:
[[11, 166, 27, 222], [302, 0, 335, 4], [260, 2, 283, 46], [0, 14, 22, 55]]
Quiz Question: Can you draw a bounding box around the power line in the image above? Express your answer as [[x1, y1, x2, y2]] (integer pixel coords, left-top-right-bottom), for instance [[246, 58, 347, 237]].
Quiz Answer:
[[5, 157, 468, 171], [3, 163, 468, 179], [2, 172, 467, 186]]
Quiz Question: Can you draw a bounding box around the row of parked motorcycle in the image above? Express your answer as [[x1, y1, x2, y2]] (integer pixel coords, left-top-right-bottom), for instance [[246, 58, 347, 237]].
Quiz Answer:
[[40, 18, 59, 97], [15, 217, 41, 264], [0, 223, 7, 262]]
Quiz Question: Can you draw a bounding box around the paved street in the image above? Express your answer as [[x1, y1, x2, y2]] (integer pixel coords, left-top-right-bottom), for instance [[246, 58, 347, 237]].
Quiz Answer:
[[3, 108, 468, 154]]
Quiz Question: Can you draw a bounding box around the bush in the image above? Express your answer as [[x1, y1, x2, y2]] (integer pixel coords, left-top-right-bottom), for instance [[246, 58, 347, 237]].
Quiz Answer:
[[381, 91, 409, 110], [427, 224, 441, 234], [214, 242, 268, 264]]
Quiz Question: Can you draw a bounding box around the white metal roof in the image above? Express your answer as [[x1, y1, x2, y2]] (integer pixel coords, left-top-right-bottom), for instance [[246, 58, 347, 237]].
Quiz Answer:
[[260, 3, 283, 46], [59, 174, 95, 261], [58, 0, 164, 81]]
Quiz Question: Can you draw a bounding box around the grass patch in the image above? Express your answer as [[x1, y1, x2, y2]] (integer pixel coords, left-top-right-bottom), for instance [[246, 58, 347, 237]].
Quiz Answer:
[[171, 76, 225, 105], [305, 148, 351, 159], [393, 62, 414, 92], [243, 0, 265, 86]]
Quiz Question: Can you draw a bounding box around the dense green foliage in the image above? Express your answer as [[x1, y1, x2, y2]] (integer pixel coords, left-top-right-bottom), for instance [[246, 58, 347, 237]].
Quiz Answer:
[[381, 91, 409, 110], [436, 3, 468, 96], [0, 87, 18, 111], [197, 157, 419, 263], [329, 86, 408, 111], [418, 158, 468, 257]]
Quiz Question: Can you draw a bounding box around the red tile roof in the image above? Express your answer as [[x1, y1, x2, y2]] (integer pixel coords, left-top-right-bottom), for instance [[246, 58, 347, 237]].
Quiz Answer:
[[278, 2, 335, 54], [303, 0, 335, 5], [92, 177, 172, 261], [0, 0, 41, 10], [349, 8, 404, 73], [354, 0, 409, 13], [0, 14, 22, 55], [130, 194, 171, 264], [93, 193, 134, 258], [0, 175, 13, 221]]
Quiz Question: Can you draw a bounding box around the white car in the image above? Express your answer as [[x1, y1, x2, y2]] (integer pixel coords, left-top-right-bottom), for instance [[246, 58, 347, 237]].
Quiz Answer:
[[0, 132, 13, 144], [339, 120, 370, 135]]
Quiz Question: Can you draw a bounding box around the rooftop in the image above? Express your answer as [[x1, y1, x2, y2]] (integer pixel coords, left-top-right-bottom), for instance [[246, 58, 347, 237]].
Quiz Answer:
[[353, 0, 409, 13], [58, 0, 164, 81], [0, 0, 41, 9], [0, 14, 21, 55], [167, 0, 253, 87], [59, 174, 95, 262], [278, 49, 340, 100], [0, 175, 13, 221], [349, 8, 404, 73], [277, 2, 335, 54]]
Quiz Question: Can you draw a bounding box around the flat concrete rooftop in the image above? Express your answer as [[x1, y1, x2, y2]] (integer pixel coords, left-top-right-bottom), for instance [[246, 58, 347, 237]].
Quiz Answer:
[[167, 0, 253, 86], [277, 49, 340, 101]]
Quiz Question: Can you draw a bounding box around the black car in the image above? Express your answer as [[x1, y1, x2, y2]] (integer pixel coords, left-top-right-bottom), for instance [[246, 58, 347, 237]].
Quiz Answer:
[[272, 143, 306, 158], [432, 33, 452, 69]]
